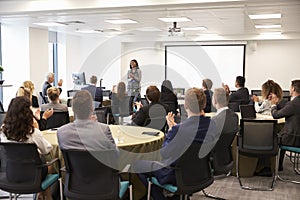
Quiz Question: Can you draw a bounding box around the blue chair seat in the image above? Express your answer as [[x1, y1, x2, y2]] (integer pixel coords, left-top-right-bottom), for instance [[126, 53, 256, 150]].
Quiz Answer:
[[41, 174, 60, 190], [119, 181, 130, 199], [281, 146, 300, 154], [148, 177, 177, 193]]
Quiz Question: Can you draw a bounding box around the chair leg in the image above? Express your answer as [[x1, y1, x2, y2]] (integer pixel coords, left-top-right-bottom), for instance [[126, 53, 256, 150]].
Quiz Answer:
[[129, 185, 133, 200], [236, 147, 276, 191], [59, 178, 63, 200], [202, 190, 226, 200], [147, 181, 151, 200], [277, 150, 300, 184]]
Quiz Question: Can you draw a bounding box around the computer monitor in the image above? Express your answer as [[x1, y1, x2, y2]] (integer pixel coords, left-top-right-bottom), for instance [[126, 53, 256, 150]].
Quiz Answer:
[[72, 72, 86, 85]]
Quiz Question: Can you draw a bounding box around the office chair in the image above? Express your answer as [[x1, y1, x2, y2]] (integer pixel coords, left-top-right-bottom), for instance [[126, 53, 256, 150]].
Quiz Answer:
[[0, 112, 5, 127], [41, 111, 70, 129], [236, 119, 279, 191], [39, 92, 48, 104], [251, 90, 262, 96], [0, 143, 63, 200], [147, 142, 217, 200], [94, 106, 112, 124], [111, 96, 131, 125], [276, 145, 300, 184], [61, 149, 132, 200]]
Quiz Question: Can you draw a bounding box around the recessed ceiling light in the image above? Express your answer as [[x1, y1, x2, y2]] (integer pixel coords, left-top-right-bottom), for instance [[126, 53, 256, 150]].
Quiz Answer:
[[158, 17, 191, 22], [182, 26, 207, 31], [33, 22, 66, 27], [104, 19, 138, 24], [136, 27, 162, 32], [255, 24, 281, 29], [75, 29, 102, 33], [248, 13, 281, 19], [197, 33, 219, 37], [260, 32, 282, 35]]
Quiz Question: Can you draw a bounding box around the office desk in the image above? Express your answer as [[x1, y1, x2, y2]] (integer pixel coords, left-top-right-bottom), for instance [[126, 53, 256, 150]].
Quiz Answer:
[[43, 125, 164, 199], [205, 112, 285, 177]]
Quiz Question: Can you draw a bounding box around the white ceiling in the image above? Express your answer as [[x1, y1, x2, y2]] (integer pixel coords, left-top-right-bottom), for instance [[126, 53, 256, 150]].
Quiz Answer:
[[0, 0, 300, 41]]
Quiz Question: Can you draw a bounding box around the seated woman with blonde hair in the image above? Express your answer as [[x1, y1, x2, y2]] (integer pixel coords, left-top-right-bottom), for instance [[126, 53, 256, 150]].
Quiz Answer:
[[16, 86, 53, 131], [22, 80, 39, 108], [252, 80, 285, 115], [41, 87, 68, 112]]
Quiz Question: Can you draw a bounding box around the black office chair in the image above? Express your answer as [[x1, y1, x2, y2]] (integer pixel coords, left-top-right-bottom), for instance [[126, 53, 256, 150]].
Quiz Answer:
[[111, 96, 131, 125], [41, 111, 70, 129], [147, 142, 216, 200], [0, 143, 63, 200], [0, 112, 6, 127], [236, 119, 279, 191], [39, 92, 48, 104], [276, 145, 300, 184], [61, 149, 132, 200], [251, 90, 262, 96], [211, 131, 238, 176], [94, 106, 112, 124], [66, 90, 79, 97], [228, 100, 250, 112]]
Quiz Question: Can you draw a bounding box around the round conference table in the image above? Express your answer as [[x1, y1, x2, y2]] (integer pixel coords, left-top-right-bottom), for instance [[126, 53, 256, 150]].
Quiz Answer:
[[42, 124, 164, 199]]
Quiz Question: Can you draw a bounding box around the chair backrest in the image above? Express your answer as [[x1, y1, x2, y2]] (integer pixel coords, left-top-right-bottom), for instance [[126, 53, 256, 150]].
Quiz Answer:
[[39, 91, 48, 104], [0, 143, 43, 194], [67, 90, 79, 97], [251, 90, 262, 96], [144, 104, 168, 132], [0, 112, 6, 127], [61, 149, 120, 199], [228, 99, 250, 112], [140, 98, 149, 106], [111, 96, 131, 117], [179, 104, 188, 122], [41, 111, 70, 129], [0, 101, 4, 112], [240, 104, 256, 119], [94, 107, 112, 124], [175, 142, 214, 195], [239, 119, 278, 154], [211, 131, 237, 175]]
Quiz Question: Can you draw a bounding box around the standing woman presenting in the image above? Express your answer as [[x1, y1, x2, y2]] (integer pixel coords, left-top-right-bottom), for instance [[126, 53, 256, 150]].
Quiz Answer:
[[127, 59, 142, 113]]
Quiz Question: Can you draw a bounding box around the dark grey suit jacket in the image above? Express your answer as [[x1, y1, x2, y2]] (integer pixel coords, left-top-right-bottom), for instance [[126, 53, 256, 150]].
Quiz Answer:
[[229, 87, 249, 103], [272, 95, 300, 147]]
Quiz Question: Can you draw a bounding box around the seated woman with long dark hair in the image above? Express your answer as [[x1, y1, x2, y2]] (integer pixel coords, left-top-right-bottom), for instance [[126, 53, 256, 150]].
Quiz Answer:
[[0, 96, 53, 199]]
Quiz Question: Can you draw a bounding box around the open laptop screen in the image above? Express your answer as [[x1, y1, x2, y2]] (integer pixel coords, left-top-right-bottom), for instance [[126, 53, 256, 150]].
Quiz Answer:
[[240, 105, 256, 119]]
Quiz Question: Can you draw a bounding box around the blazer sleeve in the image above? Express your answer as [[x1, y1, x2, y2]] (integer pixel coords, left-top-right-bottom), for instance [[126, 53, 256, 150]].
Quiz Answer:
[[271, 101, 294, 119]]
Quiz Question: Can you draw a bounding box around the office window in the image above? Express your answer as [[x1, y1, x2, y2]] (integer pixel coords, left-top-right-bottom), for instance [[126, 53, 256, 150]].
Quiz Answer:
[[48, 31, 58, 86]]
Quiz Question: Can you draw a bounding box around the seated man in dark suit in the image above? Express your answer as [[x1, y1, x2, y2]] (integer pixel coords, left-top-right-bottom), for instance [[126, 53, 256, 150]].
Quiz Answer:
[[81, 75, 103, 105], [137, 88, 218, 200], [271, 79, 300, 170], [224, 76, 250, 104], [132, 85, 169, 131], [211, 88, 239, 174], [42, 72, 63, 97]]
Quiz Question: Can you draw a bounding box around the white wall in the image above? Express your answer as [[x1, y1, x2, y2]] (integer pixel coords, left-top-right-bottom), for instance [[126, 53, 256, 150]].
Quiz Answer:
[[246, 40, 300, 90], [121, 40, 300, 93], [1, 25, 30, 109], [29, 28, 49, 95]]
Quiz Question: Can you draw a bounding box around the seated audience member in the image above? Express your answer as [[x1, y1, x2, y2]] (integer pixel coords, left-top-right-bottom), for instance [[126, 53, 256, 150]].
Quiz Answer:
[[211, 88, 239, 173], [16, 86, 53, 131], [81, 75, 103, 104], [57, 90, 117, 152], [137, 88, 218, 200], [160, 80, 179, 115], [252, 80, 284, 115], [271, 80, 300, 171], [41, 87, 68, 112], [132, 85, 169, 130], [0, 96, 53, 199], [42, 72, 63, 97], [111, 82, 130, 116], [223, 76, 250, 104], [23, 80, 39, 108], [202, 78, 214, 113]]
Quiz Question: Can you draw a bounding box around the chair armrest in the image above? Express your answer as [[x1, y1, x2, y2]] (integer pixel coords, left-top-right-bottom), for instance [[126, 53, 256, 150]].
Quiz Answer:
[[39, 158, 62, 176], [121, 164, 131, 173]]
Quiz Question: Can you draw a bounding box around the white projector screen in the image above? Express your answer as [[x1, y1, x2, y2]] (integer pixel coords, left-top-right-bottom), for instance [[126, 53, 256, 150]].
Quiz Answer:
[[165, 45, 245, 91]]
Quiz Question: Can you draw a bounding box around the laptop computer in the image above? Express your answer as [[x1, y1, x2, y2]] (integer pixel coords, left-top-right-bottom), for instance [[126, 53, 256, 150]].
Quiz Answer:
[[240, 104, 256, 119]]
